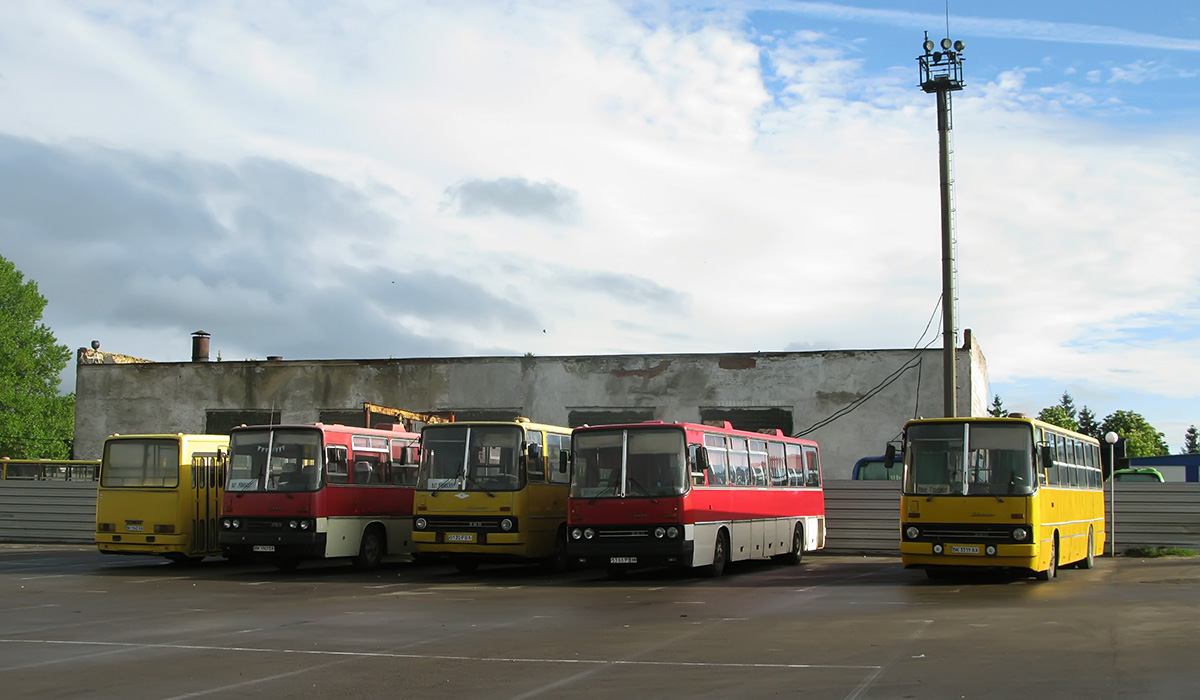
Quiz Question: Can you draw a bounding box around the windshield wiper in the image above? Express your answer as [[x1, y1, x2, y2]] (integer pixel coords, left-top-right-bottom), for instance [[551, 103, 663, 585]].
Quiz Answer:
[[625, 477, 658, 503], [463, 472, 496, 498], [429, 476, 461, 497]]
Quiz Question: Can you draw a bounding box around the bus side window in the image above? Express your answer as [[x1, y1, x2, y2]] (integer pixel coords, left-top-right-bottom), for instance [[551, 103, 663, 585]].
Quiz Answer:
[[547, 433, 571, 484], [326, 446, 349, 484], [526, 430, 546, 483], [688, 444, 707, 486]]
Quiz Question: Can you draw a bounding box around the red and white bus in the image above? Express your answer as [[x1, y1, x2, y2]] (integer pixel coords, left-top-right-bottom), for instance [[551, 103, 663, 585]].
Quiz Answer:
[[219, 423, 420, 571], [567, 421, 825, 577]]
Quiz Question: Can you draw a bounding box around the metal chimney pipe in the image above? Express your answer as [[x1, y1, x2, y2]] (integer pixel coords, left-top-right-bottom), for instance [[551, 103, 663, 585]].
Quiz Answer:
[[191, 330, 211, 362]]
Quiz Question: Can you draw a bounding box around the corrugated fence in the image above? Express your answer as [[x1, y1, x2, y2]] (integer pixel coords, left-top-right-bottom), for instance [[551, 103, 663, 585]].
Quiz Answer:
[[0, 480, 98, 544], [3, 479, 1200, 553]]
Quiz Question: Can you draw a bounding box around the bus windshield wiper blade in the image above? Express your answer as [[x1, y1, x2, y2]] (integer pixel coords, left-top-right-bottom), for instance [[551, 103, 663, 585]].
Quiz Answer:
[[463, 472, 495, 497]]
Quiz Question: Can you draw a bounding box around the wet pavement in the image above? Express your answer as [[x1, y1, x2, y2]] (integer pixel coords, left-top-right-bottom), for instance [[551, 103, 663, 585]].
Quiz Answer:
[[2, 545, 1198, 699]]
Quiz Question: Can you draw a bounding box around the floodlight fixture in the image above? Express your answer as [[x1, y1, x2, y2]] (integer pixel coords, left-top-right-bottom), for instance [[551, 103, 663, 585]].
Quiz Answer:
[[941, 37, 952, 50]]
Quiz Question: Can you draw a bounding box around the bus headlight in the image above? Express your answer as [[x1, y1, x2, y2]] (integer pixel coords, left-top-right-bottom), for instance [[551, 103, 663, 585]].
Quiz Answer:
[[289, 520, 299, 529], [570, 528, 582, 540], [986, 545, 997, 556], [231, 519, 241, 530], [905, 526, 920, 540], [584, 528, 596, 540], [415, 518, 427, 530], [500, 518, 513, 532], [654, 527, 666, 539], [221, 520, 231, 530], [299, 520, 311, 531], [666, 526, 680, 539], [1013, 527, 1028, 542], [933, 544, 944, 554]]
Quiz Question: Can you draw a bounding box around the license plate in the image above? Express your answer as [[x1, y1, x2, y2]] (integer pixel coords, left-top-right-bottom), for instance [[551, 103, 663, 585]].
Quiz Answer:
[[446, 533, 475, 543], [609, 556, 637, 564], [949, 545, 981, 555], [253, 545, 276, 553], [125, 525, 144, 532]]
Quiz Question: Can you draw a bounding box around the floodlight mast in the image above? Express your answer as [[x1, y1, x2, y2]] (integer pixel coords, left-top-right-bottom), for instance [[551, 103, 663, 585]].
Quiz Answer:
[[917, 31, 965, 418]]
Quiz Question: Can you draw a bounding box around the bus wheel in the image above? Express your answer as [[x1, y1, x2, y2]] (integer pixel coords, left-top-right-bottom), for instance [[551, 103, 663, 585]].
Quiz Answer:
[[353, 527, 385, 571], [1078, 527, 1096, 570], [781, 524, 805, 566], [705, 531, 728, 578], [1035, 536, 1058, 581]]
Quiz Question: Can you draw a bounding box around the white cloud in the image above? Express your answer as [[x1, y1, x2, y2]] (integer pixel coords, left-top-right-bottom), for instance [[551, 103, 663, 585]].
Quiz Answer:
[[0, 0, 1196, 436]]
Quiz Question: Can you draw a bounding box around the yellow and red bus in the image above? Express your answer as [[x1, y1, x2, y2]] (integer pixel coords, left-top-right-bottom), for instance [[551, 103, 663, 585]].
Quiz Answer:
[[567, 421, 825, 577], [95, 434, 229, 564], [412, 419, 573, 573], [219, 423, 420, 571], [890, 416, 1105, 580]]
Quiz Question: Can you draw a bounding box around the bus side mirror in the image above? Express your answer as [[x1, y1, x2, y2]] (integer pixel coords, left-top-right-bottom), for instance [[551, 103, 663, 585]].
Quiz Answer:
[[884, 444, 896, 469], [558, 451, 571, 473], [526, 442, 543, 461], [1040, 445, 1054, 470]]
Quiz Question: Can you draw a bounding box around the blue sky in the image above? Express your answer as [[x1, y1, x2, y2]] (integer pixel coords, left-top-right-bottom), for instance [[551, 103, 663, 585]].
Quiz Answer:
[[0, 1, 1196, 449]]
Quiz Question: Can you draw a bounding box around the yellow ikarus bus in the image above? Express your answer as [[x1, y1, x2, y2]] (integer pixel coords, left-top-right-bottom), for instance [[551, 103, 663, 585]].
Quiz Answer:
[[888, 416, 1105, 581], [412, 419, 572, 572], [96, 434, 229, 564]]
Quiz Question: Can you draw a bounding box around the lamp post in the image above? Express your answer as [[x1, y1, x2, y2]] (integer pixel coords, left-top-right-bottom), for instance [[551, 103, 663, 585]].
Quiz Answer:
[[917, 33, 965, 417], [1105, 431, 1119, 556]]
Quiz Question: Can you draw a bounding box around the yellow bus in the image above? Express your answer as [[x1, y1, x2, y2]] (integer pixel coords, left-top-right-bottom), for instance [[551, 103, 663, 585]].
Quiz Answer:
[[95, 434, 229, 564], [889, 416, 1105, 581], [2, 458, 100, 481], [412, 418, 572, 572]]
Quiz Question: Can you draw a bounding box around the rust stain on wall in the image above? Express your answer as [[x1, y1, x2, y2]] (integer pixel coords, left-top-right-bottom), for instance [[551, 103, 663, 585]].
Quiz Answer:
[[611, 361, 672, 379], [718, 356, 757, 370]]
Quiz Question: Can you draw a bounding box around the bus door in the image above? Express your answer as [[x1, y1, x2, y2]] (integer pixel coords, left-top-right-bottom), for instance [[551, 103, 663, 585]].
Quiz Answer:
[[192, 453, 219, 555]]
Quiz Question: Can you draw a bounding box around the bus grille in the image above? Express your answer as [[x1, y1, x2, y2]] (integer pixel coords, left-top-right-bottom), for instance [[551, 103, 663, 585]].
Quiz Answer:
[[905, 524, 1021, 542]]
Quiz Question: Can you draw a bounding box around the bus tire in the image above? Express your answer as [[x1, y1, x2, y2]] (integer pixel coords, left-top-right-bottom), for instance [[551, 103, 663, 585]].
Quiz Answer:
[[780, 524, 805, 566], [1078, 527, 1095, 570], [1035, 535, 1058, 581], [353, 526, 385, 571], [704, 531, 728, 578]]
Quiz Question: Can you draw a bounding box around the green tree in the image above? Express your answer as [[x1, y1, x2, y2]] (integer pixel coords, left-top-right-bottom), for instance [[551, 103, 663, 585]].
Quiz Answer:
[[1183, 425, 1199, 455], [1058, 391, 1077, 423], [988, 394, 1008, 418], [0, 256, 74, 459], [1038, 405, 1079, 432], [1100, 410, 1169, 458], [1077, 406, 1100, 439]]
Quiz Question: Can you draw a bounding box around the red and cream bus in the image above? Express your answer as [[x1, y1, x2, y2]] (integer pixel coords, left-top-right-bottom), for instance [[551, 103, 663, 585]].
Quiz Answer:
[[566, 421, 825, 577], [219, 422, 420, 571]]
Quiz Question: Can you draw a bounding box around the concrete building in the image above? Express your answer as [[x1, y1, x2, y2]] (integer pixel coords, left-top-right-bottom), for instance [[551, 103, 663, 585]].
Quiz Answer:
[[72, 331, 991, 479]]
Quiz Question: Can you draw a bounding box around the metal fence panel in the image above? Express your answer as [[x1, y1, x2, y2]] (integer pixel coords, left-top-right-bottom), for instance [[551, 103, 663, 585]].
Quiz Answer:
[[0, 481, 98, 544]]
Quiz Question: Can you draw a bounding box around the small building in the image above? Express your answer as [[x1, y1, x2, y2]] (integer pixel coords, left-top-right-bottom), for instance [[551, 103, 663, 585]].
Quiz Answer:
[[72, 331, 991, 480], [1128, 455, 1200, 483]]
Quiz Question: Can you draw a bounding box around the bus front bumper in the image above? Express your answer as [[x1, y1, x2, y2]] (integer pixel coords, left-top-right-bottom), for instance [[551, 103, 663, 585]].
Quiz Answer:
[[97, 533, 189, 556], [900, 541, 1038, 569], [219, 531, 328, 560], [567, 539, 694, 569]]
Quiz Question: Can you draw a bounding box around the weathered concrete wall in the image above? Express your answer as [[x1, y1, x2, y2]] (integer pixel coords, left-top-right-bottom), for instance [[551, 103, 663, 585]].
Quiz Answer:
[[74, 338, 989, 480]]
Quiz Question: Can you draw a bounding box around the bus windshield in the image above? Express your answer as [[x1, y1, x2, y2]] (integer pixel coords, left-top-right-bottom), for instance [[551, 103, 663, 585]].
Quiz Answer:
[[571, 427, 687, 499], [227, 428, 323, 492], [102, 439, 180, 488], [904, 422, 1034, 497], [419, 425, 524, 493]]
